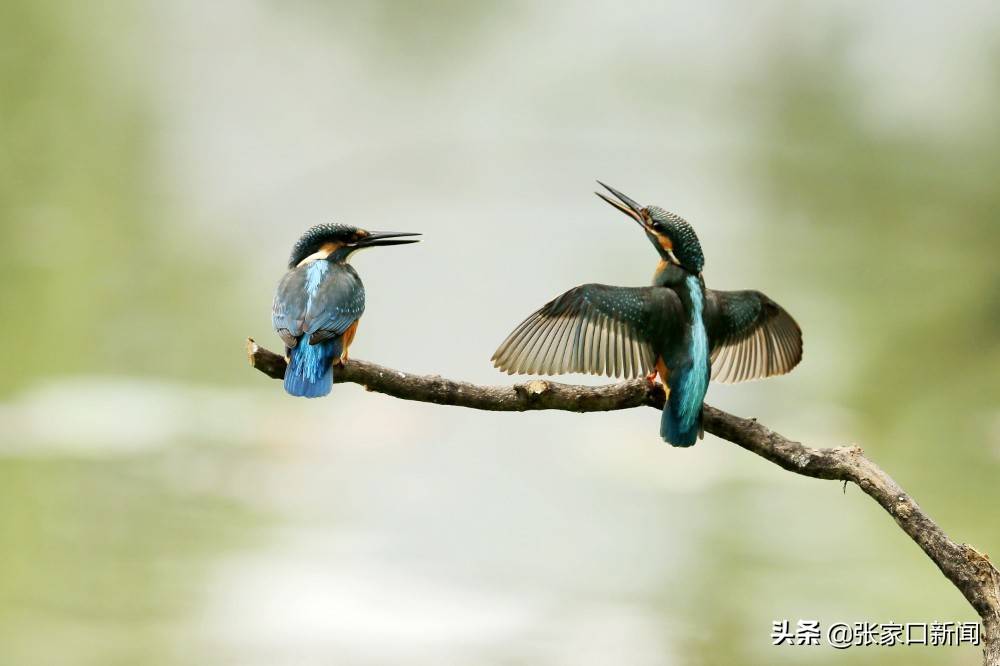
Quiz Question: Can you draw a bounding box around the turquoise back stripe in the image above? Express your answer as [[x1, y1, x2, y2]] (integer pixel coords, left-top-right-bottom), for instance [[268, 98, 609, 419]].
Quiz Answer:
[[305, 260, 330, 310], [678, 275, 708, 431]]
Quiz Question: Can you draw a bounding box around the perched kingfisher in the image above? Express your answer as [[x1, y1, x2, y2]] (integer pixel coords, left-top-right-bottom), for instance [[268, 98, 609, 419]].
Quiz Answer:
[[492, 183, 802, 446], [272, 223, 420, 397]]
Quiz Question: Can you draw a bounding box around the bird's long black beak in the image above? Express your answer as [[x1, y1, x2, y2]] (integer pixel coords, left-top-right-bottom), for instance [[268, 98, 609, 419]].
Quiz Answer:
[[594, 181, 645, 227], [356, 231, 421, 248]]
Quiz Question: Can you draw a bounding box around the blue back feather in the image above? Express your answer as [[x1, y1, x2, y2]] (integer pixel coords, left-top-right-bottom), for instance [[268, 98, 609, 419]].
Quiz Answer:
[[661, 275, 710, 446], [283, 260, 341, 398]]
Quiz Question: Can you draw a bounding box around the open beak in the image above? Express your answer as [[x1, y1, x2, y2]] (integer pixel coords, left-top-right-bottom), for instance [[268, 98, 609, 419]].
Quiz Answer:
[[595, 181, 683, 267], [355, 231, 421, 248], [595, 181, 646, 227]]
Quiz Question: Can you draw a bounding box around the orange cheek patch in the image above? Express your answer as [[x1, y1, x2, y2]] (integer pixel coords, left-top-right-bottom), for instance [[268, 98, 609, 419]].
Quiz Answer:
[[657, 235, 673, 252]]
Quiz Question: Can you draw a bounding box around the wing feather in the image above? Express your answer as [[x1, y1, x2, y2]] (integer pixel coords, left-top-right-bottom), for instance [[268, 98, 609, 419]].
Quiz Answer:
[[492, 284, 683, 379], [706, 289, 803, 383], [272, 262, 365, 348]]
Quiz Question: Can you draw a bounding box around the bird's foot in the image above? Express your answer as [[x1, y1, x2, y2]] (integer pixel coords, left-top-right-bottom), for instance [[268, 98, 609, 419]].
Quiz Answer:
[[645, 371, 660, 390]]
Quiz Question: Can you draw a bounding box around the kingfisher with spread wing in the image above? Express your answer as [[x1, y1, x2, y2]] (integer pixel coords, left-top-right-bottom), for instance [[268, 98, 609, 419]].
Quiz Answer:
[[273, 223, 420, 398], [491, 183, 802, 446]]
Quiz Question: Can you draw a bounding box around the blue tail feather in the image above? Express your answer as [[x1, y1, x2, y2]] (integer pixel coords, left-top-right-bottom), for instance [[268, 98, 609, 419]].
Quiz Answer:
[[660, 357, 709, 447], [660, 384, 702, 447], [284, 333, 342, 398]]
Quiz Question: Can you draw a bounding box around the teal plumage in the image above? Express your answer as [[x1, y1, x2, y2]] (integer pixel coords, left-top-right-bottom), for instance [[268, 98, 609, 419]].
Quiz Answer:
[[661, 274, 710, 446], [492, 183, 803, 446], [274, 256, 365, 398], [271, 223, 419, 398]]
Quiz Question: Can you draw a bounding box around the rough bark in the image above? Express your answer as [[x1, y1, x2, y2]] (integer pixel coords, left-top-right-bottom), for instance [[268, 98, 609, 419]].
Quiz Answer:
[[248, 337, 1000, 664]]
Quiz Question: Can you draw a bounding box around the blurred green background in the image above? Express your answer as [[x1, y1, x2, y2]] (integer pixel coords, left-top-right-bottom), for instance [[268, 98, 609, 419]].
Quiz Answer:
[[1, 1, 998, 664]]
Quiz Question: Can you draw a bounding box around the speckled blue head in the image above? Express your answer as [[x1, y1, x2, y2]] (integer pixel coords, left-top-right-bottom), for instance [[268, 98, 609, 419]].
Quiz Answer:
[[287, 223, 420, 268], [595, 182, 704, 275], [645, 206, 704, 274]]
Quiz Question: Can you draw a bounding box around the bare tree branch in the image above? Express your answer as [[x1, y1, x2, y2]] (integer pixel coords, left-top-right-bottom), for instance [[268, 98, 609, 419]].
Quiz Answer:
[[247, 337, 1000, 664]]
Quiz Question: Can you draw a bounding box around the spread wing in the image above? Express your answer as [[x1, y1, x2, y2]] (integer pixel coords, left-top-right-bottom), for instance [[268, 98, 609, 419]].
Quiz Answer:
[[272, 263, 365, 348], [705, 290, 802, 383], [492, 284, 684, 378]]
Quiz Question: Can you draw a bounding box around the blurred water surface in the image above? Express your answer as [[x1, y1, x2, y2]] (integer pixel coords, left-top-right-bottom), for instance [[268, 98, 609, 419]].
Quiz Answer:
[[1, 1, 998, 664]]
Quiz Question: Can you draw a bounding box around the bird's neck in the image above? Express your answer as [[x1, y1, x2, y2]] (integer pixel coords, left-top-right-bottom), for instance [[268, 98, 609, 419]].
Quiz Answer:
[[652, 260, 687, 288], [294, 242, 357, 268], [294, 241, 340, 267], [329, 247, 355, 263]]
